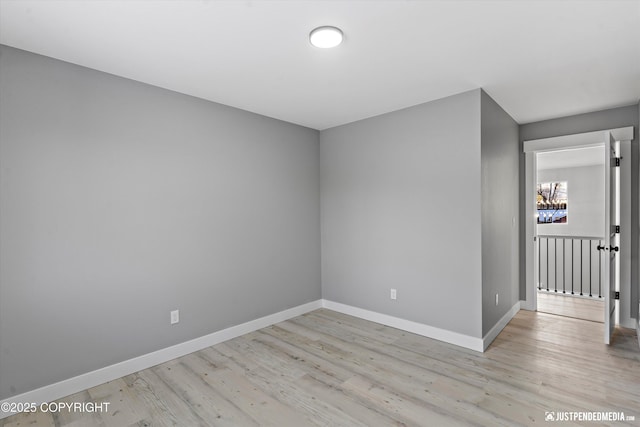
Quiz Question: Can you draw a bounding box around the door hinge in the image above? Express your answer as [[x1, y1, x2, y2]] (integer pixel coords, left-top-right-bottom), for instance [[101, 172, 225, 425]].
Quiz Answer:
[[615, 291, 620, 300], [615, 225, 620, 234], [614, 157, 621, 167]]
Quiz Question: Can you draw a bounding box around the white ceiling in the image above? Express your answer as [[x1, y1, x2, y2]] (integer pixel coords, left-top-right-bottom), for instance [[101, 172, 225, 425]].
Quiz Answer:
[[537, 146, 604, 170], [1, 0, 639, 130]]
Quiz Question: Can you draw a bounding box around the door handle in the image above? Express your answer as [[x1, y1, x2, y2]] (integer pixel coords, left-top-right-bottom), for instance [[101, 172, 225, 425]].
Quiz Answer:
[[597, 245, 606, 251], [611, 246, 619, 252]]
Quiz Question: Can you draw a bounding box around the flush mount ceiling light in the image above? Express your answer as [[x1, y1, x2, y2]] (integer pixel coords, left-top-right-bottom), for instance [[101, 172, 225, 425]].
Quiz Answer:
[[309, 26, 343, 48]]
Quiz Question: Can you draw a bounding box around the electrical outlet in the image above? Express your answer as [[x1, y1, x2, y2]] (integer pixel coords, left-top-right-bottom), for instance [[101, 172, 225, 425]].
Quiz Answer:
[[390, 288, 397, 300], [495, 293, 499, 306], [170, 310, 179, 325]]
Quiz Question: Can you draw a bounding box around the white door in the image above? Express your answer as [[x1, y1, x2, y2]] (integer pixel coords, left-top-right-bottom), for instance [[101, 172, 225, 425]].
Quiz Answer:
[[602, 131, 619, 345]]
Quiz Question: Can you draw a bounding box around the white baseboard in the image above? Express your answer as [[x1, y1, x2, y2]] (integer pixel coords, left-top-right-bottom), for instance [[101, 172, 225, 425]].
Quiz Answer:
[[0, 299, 322, 420], [520, 299, 535, 311], [620, 317, 636, 330], [321, 300, 484, 352], [482, 301, 521, 351]]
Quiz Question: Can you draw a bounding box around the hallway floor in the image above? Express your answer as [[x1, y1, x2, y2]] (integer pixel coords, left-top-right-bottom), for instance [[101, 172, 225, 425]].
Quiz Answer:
[[537, 289, 604, 323]]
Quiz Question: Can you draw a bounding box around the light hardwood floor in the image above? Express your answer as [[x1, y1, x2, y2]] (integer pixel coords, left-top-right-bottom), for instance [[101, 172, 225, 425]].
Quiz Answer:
[[2, 309, 639, 426], [537, 290, 604, 323]]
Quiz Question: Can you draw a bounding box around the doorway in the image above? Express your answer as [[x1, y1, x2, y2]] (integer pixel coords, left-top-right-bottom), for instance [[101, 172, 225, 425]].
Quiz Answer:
[[523, 127, 634, 344], [535, 146, 606, 323]]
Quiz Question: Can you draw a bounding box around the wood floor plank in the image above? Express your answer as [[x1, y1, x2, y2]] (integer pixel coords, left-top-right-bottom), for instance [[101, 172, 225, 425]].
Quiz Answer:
[[340, 375, 472, 427], [291, 313, 554, 425], [159, 356, 259, 426], [2, 309, 639, 427], [86, 378, 149, 427], [181, 348, 313, 426], [1, 409, 56, 427], [295, 373, 406, 427], [134, 365, 210, 426]]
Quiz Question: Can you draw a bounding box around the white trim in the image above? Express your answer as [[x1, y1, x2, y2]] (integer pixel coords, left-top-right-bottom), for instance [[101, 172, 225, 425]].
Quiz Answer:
[[0, 299, 322, 419], [619, 140, 633, 329], [523, 126, 634, 153], [620, 318, 636, 329], [321, 300, 484, 352], [520, 299, 535, 311], [637, 301, 640, 350], [483, 301, 522, 351], [524, 151, 538, 312]]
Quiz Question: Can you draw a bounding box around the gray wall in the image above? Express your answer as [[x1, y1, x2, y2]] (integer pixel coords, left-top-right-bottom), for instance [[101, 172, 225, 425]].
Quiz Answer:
[[520, 104, 639, 319], [320, 90, 483, 338], [537, 164, 605, 238], [0, 45, 321, 400], [480, 91, 520, 336]]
